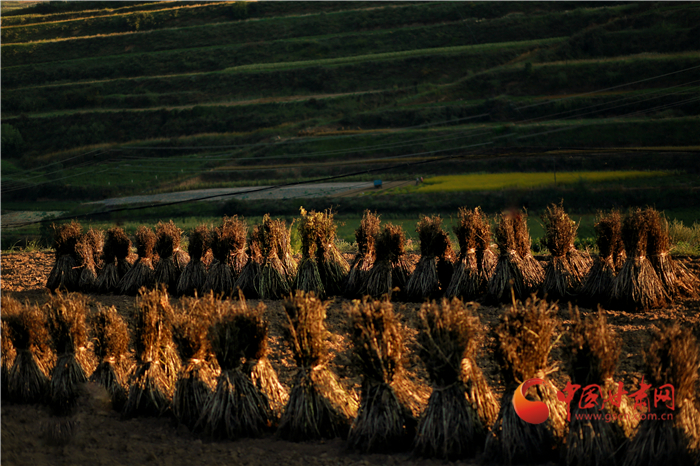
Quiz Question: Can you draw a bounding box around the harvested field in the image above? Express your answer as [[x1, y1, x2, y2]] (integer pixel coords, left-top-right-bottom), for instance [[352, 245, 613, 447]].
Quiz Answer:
[[2, 251, 700, 466]]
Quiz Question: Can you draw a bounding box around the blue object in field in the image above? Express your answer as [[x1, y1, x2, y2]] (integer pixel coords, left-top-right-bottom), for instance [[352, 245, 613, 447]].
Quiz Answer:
[[374, 179, 382, 188]]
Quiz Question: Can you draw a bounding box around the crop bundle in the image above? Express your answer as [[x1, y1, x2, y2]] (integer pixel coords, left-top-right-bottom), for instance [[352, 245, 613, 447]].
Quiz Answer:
[[646, 208, 700, 300], [171, 295, 220, 431], [242, 293, 288, 415], [224, 216, 249, 278], [124, 287, 181, 417], [96, 227, 132, 294], [197, 297, 275, 439], [205, 217, 246, 296], [76, 233, 98, 292], [346, 298, 416, 452], [258, 215, 293, 299], [487, 212, 526, 303], [485, 297, 566, 465], [611, 208, 668, 310], [406, 216, 455, 301], [541, 203, 590, 300], [446, 207, 497, 300], [624, 325, 700, 466], [46, 292, 96, 415], [177, 225, 210, 297], [316, 209, 350, 296], [2, 296, 53, 404], [514, 210, 545, 293], [85, 227, 104, 271], [154, 220, 190, 294], [90, 305, 131, 411], [276, 218, 298, 283], [344, 210, 381, 299], [414, 298, 495, 460], [119, 226, 156, 296], [234, 225, 263, 298], [46, 221, 83, 293], [1, 317, 16, 400], [278, 291, 358, 441], [563, 308, 635, 466], [363, 223, 414, 300], [580, 211, 625, 304], [294, 208, 326, 296]]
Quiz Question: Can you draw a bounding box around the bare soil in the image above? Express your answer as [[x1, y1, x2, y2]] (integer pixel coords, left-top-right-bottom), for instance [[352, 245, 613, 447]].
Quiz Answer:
[[2, 251, 700, 466]]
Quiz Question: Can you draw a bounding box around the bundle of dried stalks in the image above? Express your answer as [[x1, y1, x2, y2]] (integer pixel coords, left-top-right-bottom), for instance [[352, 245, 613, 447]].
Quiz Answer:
[[2, 296, 53, 404], [623, 325, 700, 466], [406, 216, 455, 301], [488, 212, 526, 303], [363, 223, 414, 300], [1, 318, 16, 401], [90, 305, 131, 411], [119, 226, 156, 295], [446, 207, 496, 300], [294, 208, 326, 296], [45, 292, 96, 415], [563, 307, 634, 466], [414, 298, 495, 460], [484, 296, 566, 465], [277, 219, 298, 281], [241, 295, 288, 416], [223, 215, 249, 278], [85, 228, 104, 270], [234, 226, 263, 298], [315, 209, 350, 296], [177, 225, 210, 297], [204, 217, 245, 297], [646, 208, 700, 300], [76, 233, 98, 292], [154, 221, 190, 294], [96, 227, 132, 294], [611, 208, 668, 310], [541, 203, 588, 300], [278, 291, 358, 441], [171, 295, 220, 431], [46, 221, 82, 292], [197, 297, 275, 439], [580, 211, 624, 304], [344, 210, 381, 298], [124, 287, 181, 417], [346, 298, 416, 452], [514, 210, 545, 293], [258, 215, 293, 299]]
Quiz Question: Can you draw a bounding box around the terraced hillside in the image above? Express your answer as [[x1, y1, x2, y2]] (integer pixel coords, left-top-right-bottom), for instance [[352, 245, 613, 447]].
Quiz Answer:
[[2, 1, 699, 217]]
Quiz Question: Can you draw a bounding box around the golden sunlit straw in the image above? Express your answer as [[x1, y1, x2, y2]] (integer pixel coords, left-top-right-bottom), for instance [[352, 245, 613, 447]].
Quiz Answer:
[[118, 225, 156, 296], [177, 224, 210, 297], [344, 210, 381, 299]]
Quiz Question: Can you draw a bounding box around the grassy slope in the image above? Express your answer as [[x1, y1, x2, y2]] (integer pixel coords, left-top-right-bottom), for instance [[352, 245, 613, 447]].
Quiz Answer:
[[2, 1, 699, 224]]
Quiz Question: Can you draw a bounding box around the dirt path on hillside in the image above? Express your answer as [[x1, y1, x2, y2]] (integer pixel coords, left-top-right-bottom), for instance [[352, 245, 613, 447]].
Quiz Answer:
[[2, 251, 699, 466]]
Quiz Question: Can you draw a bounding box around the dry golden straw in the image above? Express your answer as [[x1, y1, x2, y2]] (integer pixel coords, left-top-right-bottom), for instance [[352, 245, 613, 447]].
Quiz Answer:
[[414, 298, 496, 460], [406, 215, 455, 301], [197, 296, 275, 439], [446, 207, 496, 300], [90, 305, 132, 411], [124, 287, 181, 417], [344, 210, 381, 299], [278, 291, 358, 441], [484, 296, 566, 465], [346, 298, 416, 453]]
